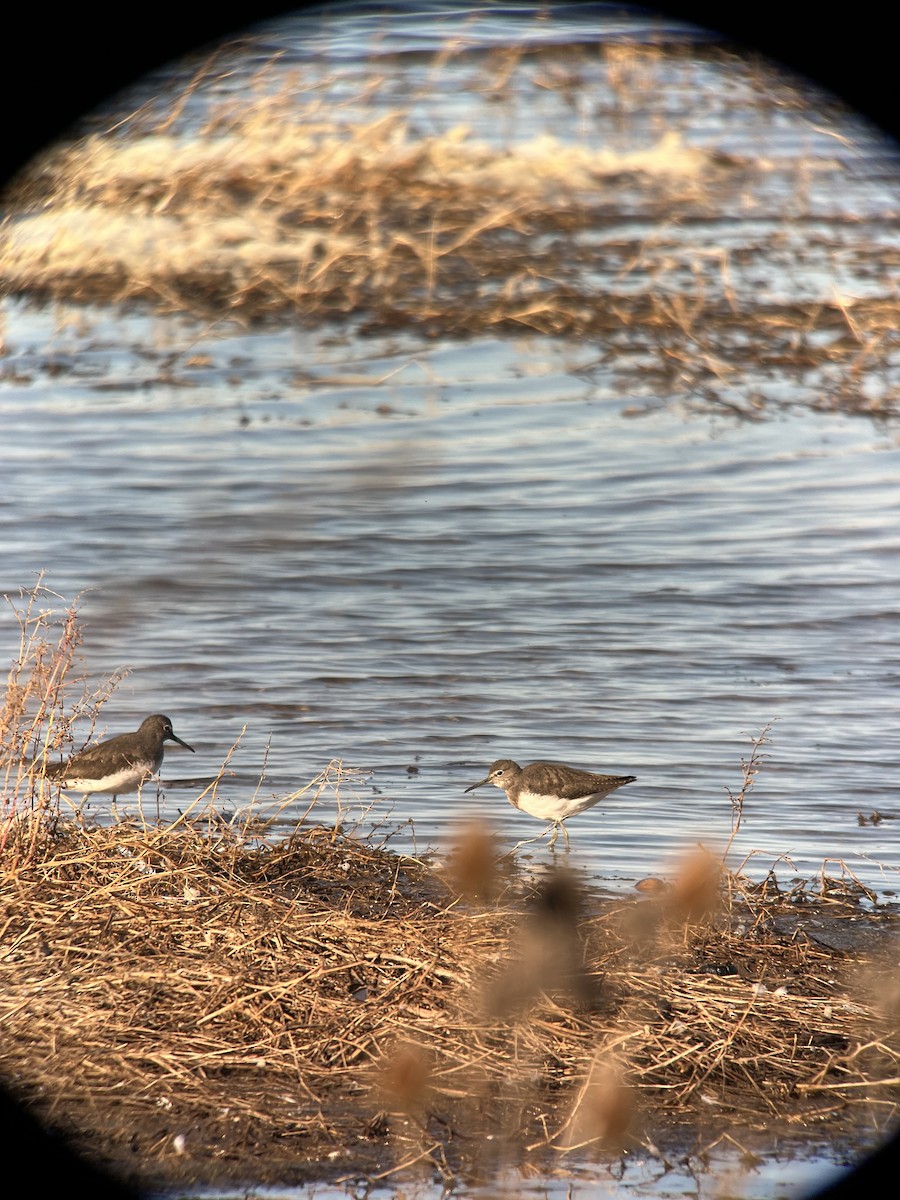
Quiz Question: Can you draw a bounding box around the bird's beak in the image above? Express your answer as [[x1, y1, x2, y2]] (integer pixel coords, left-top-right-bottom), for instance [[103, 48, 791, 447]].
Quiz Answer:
[[464, 774, 491, 793], [169, 733, 195, 753]]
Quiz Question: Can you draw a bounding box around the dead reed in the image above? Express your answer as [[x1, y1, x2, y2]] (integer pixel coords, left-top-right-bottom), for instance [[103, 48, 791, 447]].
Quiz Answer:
[[1, 38, 896, 422], [0, 578, 131, 849], [0, 588, 898, 1191]]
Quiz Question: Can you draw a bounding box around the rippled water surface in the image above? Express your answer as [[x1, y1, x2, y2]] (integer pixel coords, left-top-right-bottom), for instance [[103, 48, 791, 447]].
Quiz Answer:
[[5, 303, 900, 903]]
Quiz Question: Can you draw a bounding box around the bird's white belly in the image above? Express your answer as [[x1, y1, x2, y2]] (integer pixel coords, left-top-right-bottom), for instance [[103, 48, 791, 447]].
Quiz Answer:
[[58, 766, 154, 795], [516, 789, 602, 822]]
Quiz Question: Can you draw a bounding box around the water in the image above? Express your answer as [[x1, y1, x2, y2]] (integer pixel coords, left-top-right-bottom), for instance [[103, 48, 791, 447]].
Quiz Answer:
[[1, 5, 899, 1193], [153, 1147, 854, 1200], [4, 306, 899, 898]]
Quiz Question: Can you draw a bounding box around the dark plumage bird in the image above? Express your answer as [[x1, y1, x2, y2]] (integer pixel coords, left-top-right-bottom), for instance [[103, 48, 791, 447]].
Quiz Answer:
[[40, 714, 194, 803], [465, 758, 636, 849]]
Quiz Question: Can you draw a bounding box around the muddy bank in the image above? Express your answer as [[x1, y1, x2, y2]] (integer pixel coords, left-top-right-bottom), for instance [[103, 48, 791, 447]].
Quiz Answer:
[[1, 805, 897, 1194]]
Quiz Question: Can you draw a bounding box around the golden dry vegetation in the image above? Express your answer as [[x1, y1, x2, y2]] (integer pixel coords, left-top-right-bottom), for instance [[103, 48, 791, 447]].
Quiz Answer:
[[1, 588, 898, 1193], [1, 38, 897, 421]]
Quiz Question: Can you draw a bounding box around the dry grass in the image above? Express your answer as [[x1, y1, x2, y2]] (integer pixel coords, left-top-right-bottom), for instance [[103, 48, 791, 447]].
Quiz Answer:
[[0, 577, 131, 844], [1, 589, 898, 1192], [1, 37, 897, 422], [0, 115, 713, 331]]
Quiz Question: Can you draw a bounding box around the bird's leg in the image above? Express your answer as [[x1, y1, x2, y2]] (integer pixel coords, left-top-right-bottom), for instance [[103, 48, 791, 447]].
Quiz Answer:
[[508, 820, 568, 857], [136, 779, 148, 827], [509, 830, 546, 855]]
